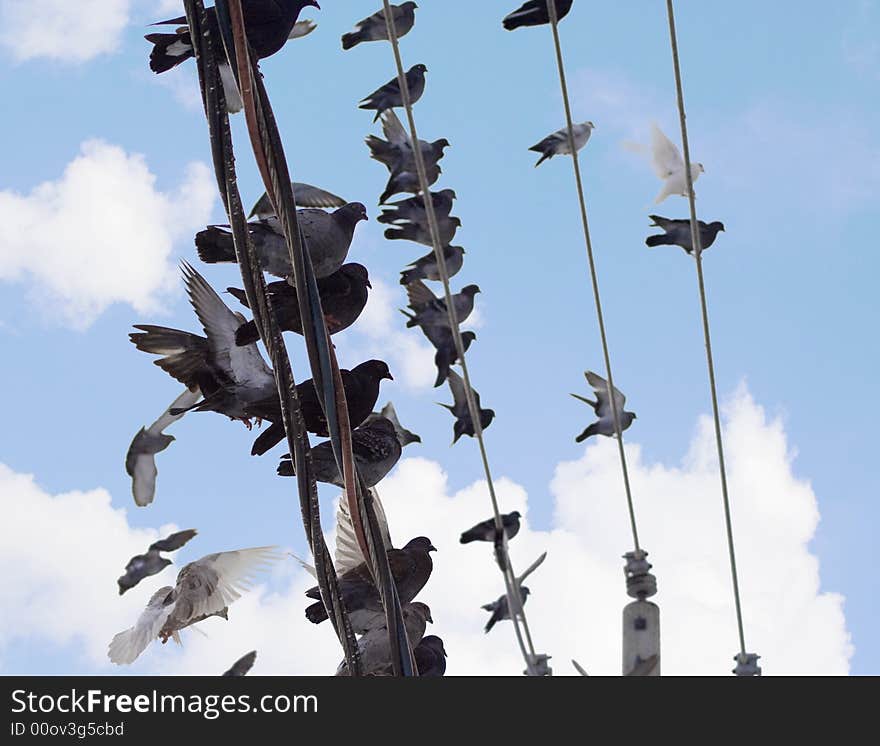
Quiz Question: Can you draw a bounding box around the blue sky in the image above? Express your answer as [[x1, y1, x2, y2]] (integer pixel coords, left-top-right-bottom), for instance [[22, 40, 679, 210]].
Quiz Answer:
[[0, 1, 876, 675]]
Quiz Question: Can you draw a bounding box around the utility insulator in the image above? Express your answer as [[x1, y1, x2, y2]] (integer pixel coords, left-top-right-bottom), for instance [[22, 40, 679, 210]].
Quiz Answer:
[[622, 550, 660, 676], [525, 653, 552, 677], [624, 549, 658, 599], [733, 653, 762, 677]]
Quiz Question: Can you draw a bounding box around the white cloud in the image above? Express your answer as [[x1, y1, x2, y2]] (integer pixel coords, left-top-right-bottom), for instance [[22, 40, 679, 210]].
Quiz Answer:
[[0, 139, 215, 328], [0, 386, 852, 675]]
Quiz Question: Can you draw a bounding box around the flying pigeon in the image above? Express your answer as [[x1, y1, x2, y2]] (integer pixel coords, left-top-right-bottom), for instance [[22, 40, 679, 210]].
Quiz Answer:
[[483, 586, 530, 633], [503, 0, 573, 30], [249, 182, 347, 219], [303, 536, 436, 630], [378, 189, 457, 226], [342, 2, 418, 50], [125, 388, 201, 507], [414, 635, 447, 677], [108, 546, 282, 665], [530, 122, 594, 167], [228, 263, 371, 346], [650, 124, 704, 204], [223, 651, 258, 676], [571, 371, 636, 442], [367, 111, 449, 176], [130, 263, 278, 429], [277, 417, 402, 487], [146, 1, 320, 112], [441, 370, 495, 444], [460, 512, 522, 545], [359, 64, 427, 122], [195, 203, 368, 280], [646, 215, 725, 255], [403, 280, 480, 330], [400, 245, 465, 285], [363, 402, 422, 447], [385, 216, 461, 248], [117, 529, 199, 595]]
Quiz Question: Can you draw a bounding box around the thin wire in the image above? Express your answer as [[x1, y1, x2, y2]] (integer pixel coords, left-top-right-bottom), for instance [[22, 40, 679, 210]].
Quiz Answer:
[[545, 0, 641, 552], [664, 0, 747, 657], [381, 0, 543, 674]]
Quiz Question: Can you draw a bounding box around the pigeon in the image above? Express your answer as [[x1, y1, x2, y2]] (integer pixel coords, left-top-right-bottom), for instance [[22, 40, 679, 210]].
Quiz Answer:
[[223, 651, 257, 676], [571, 371, 636, 442], [249, 359, 393, 455], [335, 602, 432, 676], [146, 1, 320, 112], [342, 2, 418, 50], [367, 111, 449, 176], [645, 215, 725, 255], [278, 417, 402, 487], [228, 263, 371, 346], [400, 245, 465, 285], [130, 263, 277, 428], [403, 280, 480, 330], [108, 546, 282, 665], [414, 635, 447, 676], [483, 587, 530, 633], [503, 0, 573, 30], [460, 512, 522, 545], [441, 370, 495, 444], [650, 124, 704, 204], [359, 64, 427, 122], [385, 216, 461, 247], [117, 529, 199, 595], [430, 328, 476, 389], [380, 161, 441, 204], [530, 121, 594, 167], [249, 182, 347, 219], [195, 203, 368, 280], [378, 189, 457, 226], [363, 402, 422, 447], [303, 536, 436, 630], [126, 388, 201, 507]]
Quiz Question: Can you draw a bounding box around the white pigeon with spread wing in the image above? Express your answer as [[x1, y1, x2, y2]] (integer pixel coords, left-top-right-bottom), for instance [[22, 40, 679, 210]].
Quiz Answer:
[[651, 123, 704, 204]]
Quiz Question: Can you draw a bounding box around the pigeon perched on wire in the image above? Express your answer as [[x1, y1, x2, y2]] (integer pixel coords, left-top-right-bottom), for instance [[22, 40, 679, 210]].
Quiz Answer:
[[130, 263, 276, 430], [108, 546, 282, 665], [483, 587, 530, 633], [359, 64, 427, 122], [431, 328, 476, 389], [385, 216, 461, 247], [378, 189, 457, 226], [342, 2, 418, 50], [400, 245, 465, 285], [228, 263, 371, 346], [380, 162, 441, 205], [414, 635, 447, 677], [460, 512, 521, 545], [277, 417, 402, 487], [649, 124, 704, 204], [530, 122, 594, 167], [571, 371, 636, 442], [646, 215, 725, 255], [249, 182, 347, 219], [367, 111, 449, 176], [303, 536, 436, 630], [403, 280, 480, 330], [223, 651, 257, 676], [503, 0, 572, 30], [117, 529, 199, 595], [126, 388, 201, 507], [145, 1, 320, 113], [441, 370, 495, 444], [196, 203, 368, 280], [363, 402, 422, 447]]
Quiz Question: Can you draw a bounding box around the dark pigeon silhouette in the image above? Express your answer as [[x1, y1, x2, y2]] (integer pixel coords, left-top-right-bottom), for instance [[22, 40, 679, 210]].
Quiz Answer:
[[380, 161, 441, 204], [117, 529, 198, 595], [359, 64, 427, 122], [379, 189, 457, 226], [400, 245, 466, 285], [223, 651, 257, 676], [431, 328, 476, 389], [483, 587, 530, 633], [503, 0, 572, 30], [402, 280, 480, 330], [385, 216, 461, 248], [414, 635, 447, 677], [366, 111, 449, 176], [571, 371, 636, 442], [441, 370, 495, 444], [342, 2, 418, 50], [646, 215, 725, 255], [460, 512, 522, 545]]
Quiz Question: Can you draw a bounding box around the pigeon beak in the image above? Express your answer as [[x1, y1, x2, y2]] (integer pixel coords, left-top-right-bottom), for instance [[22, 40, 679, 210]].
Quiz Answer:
[[385, 373, 394, 381], [429, 544, 437, 552], [366, 280, 373, 289]]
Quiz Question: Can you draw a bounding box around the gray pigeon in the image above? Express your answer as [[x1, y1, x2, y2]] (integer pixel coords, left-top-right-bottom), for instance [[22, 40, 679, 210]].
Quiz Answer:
[[223, 650, 257, 676], [530, 122, 594, 167], [117, 529, 198, 595], [249, 182, 347, 219], [460, 512, 521, 545], [359, 64, 427, 122], [380, 161, 441, 204], [126, 388, 201, 507], [483, 586, 530, 633], [366, 111, 449, 176], [108, 546, 282, 665], [430, 328, 476, 389], [277, 417, 402, 487], [503, 0, 572, 30], [385, 216, 461, 247], [130, 263, 277, 428], [363, 402, 422, 447], [402, 280, 480, 330], [400, 245, 465, 285], [195, 203, 368, 279], [378, 189, 457, 226], [646, 215, 725, 255], [342, 2, 418, 50], [414, 635, 447, 676], [571, 371, 636, 442], [441, 370, 495, 444]]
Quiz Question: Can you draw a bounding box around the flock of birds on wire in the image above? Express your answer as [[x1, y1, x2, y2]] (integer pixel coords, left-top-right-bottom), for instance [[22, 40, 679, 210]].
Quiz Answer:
[[112, 0, 725, 677]]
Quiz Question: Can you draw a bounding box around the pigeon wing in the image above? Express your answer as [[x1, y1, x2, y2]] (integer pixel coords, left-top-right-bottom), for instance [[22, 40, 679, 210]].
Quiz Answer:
[[150, 529, 198, 553], [148, 388, 201, 434], [334, 488, 392, 576], [584, 370, 626, 418], [108, 586, 174, 665], [381, 109, 410, 147], [650, 124, 684, 179]]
